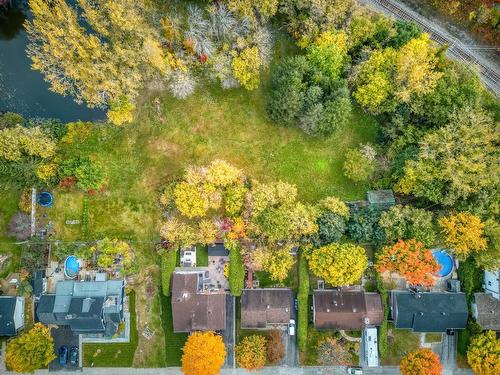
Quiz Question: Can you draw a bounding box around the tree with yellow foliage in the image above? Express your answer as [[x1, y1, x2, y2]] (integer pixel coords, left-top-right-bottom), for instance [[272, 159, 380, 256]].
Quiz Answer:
[[181, 331, 226, 375], [235, 334, 267, 370], [467, 331, 500, 375], [26, 0, 171, 116], [174, 182, 210, 219], [6, 323, 56, 373], [439, 212, 487, 260], [232, 47, 262, 90], [309, 243, 368, 286]]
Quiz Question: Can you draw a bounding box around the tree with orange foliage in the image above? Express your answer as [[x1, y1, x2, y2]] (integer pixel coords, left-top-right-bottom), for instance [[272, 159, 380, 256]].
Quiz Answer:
[[400, 348, 442, 375], [235, 334, 267, 370], [181, 331, 226, 375], [376, 239, 440, 287]]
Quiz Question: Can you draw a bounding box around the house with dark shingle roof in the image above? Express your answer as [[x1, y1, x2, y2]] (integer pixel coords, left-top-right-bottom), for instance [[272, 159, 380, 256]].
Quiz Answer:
[[36, 280, 124, 337], [0, 296, 24, 336], [390, 291, 467, 333], [240, 288, 291, 329], [313, 290, 384, 330], [171, 268, 226, 332], [472, 293, 500, 331]]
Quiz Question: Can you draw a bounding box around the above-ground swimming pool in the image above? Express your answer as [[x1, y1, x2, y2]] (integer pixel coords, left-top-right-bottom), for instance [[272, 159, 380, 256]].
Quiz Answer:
[[433, 249, 453, 277], [64, 256, 80, 279]]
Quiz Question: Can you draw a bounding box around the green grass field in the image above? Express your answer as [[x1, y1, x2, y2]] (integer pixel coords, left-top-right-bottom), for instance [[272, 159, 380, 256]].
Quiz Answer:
[[382, 324, 421, 365], [83, 291, 138, 367]]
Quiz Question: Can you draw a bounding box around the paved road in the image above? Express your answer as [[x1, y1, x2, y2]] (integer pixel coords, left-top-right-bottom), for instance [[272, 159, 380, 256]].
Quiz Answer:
[[3, 366, 473, 375], [359, 0, 500, 96]]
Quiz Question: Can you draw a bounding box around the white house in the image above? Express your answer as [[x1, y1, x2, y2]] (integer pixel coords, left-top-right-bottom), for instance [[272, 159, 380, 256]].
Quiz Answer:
[[484, 269, 499, 300]]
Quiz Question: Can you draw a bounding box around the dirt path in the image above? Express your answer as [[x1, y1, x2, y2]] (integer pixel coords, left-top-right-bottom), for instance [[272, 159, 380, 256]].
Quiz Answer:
[[359, 0, 500, 96]]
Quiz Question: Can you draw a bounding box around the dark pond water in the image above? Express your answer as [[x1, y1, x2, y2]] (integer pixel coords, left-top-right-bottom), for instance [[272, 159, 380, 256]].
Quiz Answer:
[[0, 2, 105, 122]]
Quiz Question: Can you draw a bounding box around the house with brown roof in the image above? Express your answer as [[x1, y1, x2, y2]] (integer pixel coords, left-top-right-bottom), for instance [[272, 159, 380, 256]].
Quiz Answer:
[[171, 268, 226, 333], [313, 290, 384, 330], [240, 288, 292, 329]]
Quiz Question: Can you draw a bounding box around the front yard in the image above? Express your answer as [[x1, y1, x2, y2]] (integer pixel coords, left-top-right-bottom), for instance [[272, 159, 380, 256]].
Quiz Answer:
[[300, 327, 359, 366], [381, 324, 421, 365], [83, 291, 138, 367]]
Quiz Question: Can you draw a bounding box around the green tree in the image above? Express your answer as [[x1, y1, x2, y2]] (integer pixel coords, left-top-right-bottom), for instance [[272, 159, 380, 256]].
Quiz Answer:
[[307, 31, 349, 82], [92, 238, 134, 271], [343, 148, 376, 182], [58, 156, 105, 191], [6, 323, 56, 373], [476, 219, 500, 271], [315, 211, 347, 246], [379, 205, 436, 246], [309, 243, 368, 286], [397, 107, 499, 211], [347, 207, 385, 244]]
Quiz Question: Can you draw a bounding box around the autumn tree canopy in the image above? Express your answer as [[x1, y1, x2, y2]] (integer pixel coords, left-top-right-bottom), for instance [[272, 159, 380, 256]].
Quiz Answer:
[[181, 331, 226, 375], [438, 212, 487, 260], [400, 348, 442, 375], [467, 331, 500, 375], [6, 323, 56, 373], [309, 243, 368, 286], [235, 334, 267, 370], [376, 239, 440, 287]]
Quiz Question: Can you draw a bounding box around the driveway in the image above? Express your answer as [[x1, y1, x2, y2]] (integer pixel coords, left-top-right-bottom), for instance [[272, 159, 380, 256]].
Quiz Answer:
[[49, 326, 80, 371], [283, 293, 298, 367], [221, 294, 235, 368]]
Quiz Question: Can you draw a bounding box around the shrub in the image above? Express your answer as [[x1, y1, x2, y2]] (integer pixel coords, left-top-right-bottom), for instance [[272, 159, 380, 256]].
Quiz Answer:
[[161, 250, 177, 296], [0, 112, 24, 128], [228, 240, 244, 296], [317, 337, 351, 366], [266, 330, 285, 364], [347, 206, 385, 244], [59, 156, 105, 192], [316, 211, 347, 246], [343, 148, 376, 182], [467, 330, 500, 375]]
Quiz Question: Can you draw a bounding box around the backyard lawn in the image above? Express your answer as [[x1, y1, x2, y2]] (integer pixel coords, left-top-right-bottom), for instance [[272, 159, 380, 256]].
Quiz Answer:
[[83, 291, 138, 367], [382, 324, 421, 365]]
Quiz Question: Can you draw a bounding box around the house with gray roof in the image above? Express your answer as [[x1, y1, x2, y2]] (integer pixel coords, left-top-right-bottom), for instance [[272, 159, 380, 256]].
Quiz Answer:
[[0, 296, 24, 336], [390, 291, 467, 333], [473, 293, 500, 331], [240, 288, 292, 329], [36, 280, 124, 337]]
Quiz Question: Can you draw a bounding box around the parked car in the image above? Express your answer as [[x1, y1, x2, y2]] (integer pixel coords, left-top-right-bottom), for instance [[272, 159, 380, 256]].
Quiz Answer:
[[288, 319, 295, 336], [294, 298, 298, 310], [346, 367, 363, 375], [69, 346, 78, 366], [59, 346, 68, 365]]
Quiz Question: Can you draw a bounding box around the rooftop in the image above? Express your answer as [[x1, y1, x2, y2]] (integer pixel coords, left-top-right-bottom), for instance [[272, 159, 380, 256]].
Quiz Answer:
[[473, 293, 500, 331], [171, 269, 226, 332], [391, 291, 467, 332], [313, 290, 384, 330], [240, 288, 291, 329]]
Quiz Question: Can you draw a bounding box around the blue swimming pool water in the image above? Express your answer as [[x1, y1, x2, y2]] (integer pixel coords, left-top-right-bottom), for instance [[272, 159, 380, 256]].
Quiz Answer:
[[433, 250, 453, 277], [64, 256, 80, 278]]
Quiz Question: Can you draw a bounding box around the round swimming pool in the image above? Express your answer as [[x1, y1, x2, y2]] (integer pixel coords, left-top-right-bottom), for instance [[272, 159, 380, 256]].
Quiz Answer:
[[64, 256, 80, 279], [433, 249, 453, 277]]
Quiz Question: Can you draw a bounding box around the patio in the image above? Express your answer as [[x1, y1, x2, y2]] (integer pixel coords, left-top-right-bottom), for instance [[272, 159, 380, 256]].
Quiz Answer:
[[208, 255, 229, 291]]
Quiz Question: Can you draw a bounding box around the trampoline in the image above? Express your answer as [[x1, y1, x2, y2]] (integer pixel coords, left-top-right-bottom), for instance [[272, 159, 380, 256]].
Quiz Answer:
[[64, 256, 80, 279], [38, 191, 53, 207], [433, 249, 453, 278]]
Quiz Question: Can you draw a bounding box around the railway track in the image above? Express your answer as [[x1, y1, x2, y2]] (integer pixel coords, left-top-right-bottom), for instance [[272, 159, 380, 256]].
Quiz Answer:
[[360, 0, 500, 96]]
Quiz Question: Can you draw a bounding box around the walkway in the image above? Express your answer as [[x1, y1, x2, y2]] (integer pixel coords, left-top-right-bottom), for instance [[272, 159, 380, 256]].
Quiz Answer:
[[0, 341, 6, 372], [359, 0, 500, 96]]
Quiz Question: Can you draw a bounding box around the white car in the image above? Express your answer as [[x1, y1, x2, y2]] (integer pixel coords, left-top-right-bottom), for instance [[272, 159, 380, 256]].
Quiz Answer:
[[288, 319, 295, 336], [346, 367, 363, 375]]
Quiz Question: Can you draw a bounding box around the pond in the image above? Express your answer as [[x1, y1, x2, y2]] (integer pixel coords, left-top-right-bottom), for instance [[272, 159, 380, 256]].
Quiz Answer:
[[0, 1, 105, 122]]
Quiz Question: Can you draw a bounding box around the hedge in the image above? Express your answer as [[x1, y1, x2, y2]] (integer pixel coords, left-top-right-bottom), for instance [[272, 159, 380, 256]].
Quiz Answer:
[[297, 252, 309, 352], [229, 243, 244, 296], [161, 250, 177, 296], [376, 272, 389, 359]]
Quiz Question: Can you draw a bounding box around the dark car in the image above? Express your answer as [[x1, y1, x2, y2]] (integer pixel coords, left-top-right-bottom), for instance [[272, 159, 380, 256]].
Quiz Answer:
[[59, 346, 68, 365], [294, 298, 298, 310], [69, 346, 79, 366]]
